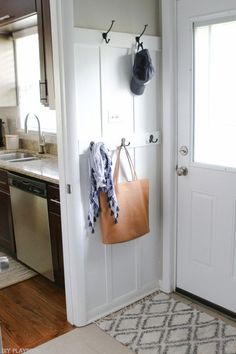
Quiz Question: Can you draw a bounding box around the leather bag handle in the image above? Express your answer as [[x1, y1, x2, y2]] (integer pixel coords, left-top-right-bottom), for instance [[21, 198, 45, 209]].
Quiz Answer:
[[113, 145, 138, 185]]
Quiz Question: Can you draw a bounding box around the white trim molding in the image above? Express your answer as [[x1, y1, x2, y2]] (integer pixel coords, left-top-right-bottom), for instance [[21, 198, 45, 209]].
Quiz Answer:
[[50, 0, 87, 326], [160, 0, 177, 293]]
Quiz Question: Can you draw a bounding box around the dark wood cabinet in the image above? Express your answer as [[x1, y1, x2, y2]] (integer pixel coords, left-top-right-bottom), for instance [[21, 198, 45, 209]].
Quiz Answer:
[[0, 169, 15, 255], [36, 0, 55, 109], [47, 184, 64, 287], [0, 0, 36, 26]]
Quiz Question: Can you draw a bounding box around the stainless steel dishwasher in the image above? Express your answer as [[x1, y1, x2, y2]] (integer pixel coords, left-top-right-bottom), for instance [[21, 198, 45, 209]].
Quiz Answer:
[[8, 173, 54, 281]]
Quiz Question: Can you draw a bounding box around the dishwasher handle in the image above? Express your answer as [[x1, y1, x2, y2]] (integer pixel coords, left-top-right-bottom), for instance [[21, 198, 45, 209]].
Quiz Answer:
[[8, 173, 47, 198]]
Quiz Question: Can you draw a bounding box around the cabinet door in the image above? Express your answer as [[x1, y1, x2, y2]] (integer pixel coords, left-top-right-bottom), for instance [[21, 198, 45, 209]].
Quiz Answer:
[[47, 184, 64, 287], [0, 189, 15, 255], [36, 0, 55, 109], [0, 170, 15, 255], [0, 0, 36, 26], [0, 169, 10, 193], [48, 211, 64, 287]]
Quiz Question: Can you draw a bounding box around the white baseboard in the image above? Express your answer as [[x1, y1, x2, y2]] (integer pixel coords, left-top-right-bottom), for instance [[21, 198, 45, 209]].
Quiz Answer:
[[159, 280, 174, 294], [86, 281, 160, 325]]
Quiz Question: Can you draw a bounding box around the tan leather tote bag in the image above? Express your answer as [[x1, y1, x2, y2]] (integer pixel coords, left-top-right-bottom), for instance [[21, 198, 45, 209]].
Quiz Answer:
[[100, 145, 149, 244]]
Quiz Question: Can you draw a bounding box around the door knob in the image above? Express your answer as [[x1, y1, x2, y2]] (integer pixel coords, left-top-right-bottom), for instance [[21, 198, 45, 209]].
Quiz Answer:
[[176, 166, 188, 176]]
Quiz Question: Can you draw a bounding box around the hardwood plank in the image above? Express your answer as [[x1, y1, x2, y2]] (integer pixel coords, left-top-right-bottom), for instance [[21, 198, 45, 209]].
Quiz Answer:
[[0, 275, 74, 353]]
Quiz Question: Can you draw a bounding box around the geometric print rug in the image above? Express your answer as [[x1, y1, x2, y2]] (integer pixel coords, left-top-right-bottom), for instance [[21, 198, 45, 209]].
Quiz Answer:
[[96, 292, 236, 354]]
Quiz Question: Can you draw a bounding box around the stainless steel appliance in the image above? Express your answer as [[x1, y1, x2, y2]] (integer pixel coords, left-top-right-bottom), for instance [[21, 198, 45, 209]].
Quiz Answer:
[[8, 173, 54, 281]]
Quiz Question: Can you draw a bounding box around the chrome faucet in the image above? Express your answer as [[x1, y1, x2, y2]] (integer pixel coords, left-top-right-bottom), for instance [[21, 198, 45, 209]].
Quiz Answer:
[[24, 113, 45, 154]]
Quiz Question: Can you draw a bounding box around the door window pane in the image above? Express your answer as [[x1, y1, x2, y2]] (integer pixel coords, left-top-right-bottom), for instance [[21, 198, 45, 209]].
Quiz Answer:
[[194, 20, 236, 168]]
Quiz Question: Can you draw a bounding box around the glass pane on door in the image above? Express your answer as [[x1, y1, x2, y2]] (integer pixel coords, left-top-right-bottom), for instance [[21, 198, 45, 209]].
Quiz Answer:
[[194, 19, 236, 168]]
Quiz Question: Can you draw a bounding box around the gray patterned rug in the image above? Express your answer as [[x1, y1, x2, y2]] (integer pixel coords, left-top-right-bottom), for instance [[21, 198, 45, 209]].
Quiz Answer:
[[96, 292, 236, 354], [0, 252, 36, 289]]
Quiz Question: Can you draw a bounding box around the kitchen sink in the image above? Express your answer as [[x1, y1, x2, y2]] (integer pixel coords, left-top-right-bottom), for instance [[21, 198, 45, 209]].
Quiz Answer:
[[0, 152, 39, 162]]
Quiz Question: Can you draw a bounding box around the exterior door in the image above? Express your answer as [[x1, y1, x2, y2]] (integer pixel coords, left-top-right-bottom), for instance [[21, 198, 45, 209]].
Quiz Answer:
[[177, 0, 236, 313]]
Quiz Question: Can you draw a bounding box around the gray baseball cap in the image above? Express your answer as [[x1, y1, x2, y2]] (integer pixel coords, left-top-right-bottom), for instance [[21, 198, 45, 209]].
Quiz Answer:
[[130, 49, 155, 95]]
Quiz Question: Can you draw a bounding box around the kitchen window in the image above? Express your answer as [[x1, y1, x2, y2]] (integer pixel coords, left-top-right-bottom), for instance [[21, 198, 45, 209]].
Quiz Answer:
[[14, 27, 56, 133]]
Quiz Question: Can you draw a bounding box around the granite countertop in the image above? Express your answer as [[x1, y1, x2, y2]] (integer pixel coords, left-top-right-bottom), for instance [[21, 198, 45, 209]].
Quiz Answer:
[[0, 149, 59, 184]]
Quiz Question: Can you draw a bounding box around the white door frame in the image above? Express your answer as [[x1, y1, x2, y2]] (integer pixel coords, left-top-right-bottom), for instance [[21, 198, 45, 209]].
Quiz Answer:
[[50, 0, 87, 326], [160, 0, 178, 293]]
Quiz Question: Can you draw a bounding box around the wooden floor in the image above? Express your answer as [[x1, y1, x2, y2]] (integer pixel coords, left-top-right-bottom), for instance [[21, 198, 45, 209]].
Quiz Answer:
[[0, 275, 74, 353]]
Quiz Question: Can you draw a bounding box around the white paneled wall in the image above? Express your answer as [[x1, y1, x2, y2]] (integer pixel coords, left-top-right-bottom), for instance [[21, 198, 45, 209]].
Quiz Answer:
[[74, 46, 101, 136], [101, 46, 134, 137], [74, 28, 162, 321]]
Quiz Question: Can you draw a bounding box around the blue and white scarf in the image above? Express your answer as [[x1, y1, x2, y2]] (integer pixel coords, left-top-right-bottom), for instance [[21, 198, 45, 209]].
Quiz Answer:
[[88, 142, 119, 233]]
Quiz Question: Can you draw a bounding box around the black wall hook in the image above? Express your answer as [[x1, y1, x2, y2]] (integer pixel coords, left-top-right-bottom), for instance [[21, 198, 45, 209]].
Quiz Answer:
[[89, 141, 95, 151], [102, 20, 115, 44], [149, 134, 158, 144], [135, 24, 148, 51], [121, 138, 131, 147]]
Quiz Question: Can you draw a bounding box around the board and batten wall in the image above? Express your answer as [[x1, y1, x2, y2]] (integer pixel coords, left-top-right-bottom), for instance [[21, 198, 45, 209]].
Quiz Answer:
[[52, 0, 162, 325], [73, 27, 162, 321]]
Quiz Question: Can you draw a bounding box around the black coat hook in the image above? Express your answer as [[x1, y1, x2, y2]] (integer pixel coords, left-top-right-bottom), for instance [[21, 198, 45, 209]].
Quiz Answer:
[[121, 138, 130, 147], [89, 141, 95, 151], [102, 20, 115, 44], [149, 134, 158, 144], [135, 24, 148, 51]]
